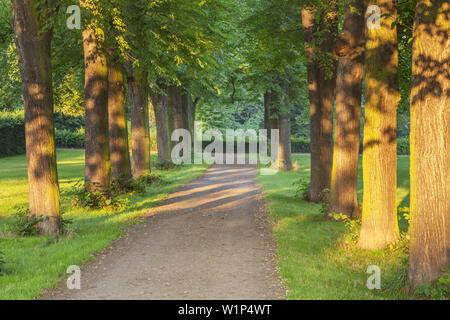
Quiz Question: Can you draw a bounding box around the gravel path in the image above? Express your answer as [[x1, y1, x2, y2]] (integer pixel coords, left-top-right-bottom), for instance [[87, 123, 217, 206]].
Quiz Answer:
[[46, 163, 285, 300]]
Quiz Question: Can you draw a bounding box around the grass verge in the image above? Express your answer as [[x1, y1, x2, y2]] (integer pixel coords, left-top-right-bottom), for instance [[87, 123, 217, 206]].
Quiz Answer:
[[0, 149, 208, 299], [257, 154, 413, 300]]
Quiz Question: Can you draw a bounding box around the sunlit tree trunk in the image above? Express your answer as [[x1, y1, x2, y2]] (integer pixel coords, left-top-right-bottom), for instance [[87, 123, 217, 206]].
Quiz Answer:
[[127, 68, 150, 177], [11, 0, 61, 235], [151, 86, 171, 163], [408, 0, 449, 289], [302, 4, 338, 203], [107, 58, 131, 182], [329, 2, 366, 219], [358, 0, 400, 249], [80, 0, 111, 192]]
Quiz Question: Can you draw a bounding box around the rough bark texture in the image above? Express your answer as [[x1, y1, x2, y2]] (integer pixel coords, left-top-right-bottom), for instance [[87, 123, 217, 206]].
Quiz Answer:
[[127, 69, 150, 178], [302, 4, 338, 203], [151, 86, 171, 163], [329, 2, 366, 219], [358, 0, 400, 250], [80, 12, 111, 192], [11, 0, 61, 235], [107, 59, 131, 182], [408, 0, 449, 289]]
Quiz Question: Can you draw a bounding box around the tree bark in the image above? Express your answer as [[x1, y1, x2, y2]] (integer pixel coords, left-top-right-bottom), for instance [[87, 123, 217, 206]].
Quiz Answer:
[[302, 4, 338, 203], [151, 86, 171, 163], [329, 2, 366, 219], [358, 0, 400, 249], [11, 0, 61, 235], [107, 59, 131, 182], [278, 82, 292, 171], [264, 91, 271, 134], [408, 0, 449, 289], [80, 3, 111, 192], [127, 68, 150, 177]]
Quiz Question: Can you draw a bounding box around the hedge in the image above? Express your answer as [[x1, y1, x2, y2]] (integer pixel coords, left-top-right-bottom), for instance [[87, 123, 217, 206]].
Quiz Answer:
[[55, 129, 85, 148], [0, 111, 25, 157]]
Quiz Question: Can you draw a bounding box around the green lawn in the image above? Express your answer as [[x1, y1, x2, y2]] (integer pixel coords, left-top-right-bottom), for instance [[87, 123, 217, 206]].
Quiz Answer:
[[0, 149, 208, 300], [257, 155, 413, 300]]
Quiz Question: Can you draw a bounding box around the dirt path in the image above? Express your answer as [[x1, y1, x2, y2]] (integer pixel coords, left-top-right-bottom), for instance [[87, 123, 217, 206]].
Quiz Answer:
[[46, 164, 285, 300]]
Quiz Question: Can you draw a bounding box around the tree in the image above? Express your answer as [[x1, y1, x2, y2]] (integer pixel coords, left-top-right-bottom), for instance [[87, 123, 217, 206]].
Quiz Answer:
[[329, 1, 366, 218], [408, 0, 449, 289], [80, 0, 111, 192], [10, 0, 61, 234], [301, 1, 339, 202], [127, 67, 151, 177], [108, 55, 131, 182], [358, 0, 400, 249], [151, 84, 171, 163]]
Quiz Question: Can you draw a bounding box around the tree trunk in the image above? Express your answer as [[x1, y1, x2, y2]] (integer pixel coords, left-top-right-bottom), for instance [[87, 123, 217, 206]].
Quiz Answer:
[[11, 0, 61, 235], [108, 59, 131, 182], [127, 68, 150, 177], [329, 2, 366, 219], [80, 4, 111, 192], [151, 86, 171, 163], [302, 4, 338, 203], [408, 0, 449, 289], [264, 91, 271, 135], [358, 0, 400, 250], [278, 82, 292, 171]]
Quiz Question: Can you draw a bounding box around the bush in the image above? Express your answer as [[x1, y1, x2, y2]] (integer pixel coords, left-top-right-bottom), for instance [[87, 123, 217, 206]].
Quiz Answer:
[[70, 180, 129, 211], [0, 110, 25, 157], [291, 137, 310, 153], [10, 207, 47, 237], [0, 251, 5, 276], [397, 138, 409, 155], [55, 128, 85, 148], [54, 112, 85, 131]]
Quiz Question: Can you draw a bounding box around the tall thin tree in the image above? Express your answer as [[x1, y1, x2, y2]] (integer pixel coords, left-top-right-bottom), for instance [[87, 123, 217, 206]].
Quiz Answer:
[[11, 0, 61, 234], [408, 0, 449, 289]]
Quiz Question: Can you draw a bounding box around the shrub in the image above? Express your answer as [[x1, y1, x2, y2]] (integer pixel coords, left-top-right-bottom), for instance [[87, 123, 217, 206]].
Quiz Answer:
[[10, 207, 48, 237], [54, 112, 85, 131], [414, 269, 450, 300], [291, 137, 310, 153], [70, 180, 129, 211], [0, 110, 25, 157], [0, 251, 5, 276], [397, 137, 410, 155], [154, 160, 182, 171], [292, 176, 310, 199], [55, 128, 85, 148]]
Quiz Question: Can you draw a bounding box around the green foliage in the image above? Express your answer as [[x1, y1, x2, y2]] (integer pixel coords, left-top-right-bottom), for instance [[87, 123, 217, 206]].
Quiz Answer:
[[397, 138, 410, 155], [10, 207, 48, 237], [292, 176, 310, 199], [70, 181, 129, 211], [0, 111, 25, 157], [0, 251, 5, 276], [414, 269, 450, 300], [154, 160, 182, 171], [54, 113, 85, 131], [55, 128, 85, 149], [291, 137, 311, 153]]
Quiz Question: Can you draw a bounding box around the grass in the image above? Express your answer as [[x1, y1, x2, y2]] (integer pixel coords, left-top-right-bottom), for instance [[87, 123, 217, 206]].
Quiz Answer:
[[0, 149, 209, 300], [257, 155, 413, 300]]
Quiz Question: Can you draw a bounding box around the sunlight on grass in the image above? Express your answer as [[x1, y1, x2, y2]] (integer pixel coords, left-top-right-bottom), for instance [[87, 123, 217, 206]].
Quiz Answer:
[[258, 155, 412, 300], [0, 149, 209, 299]]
